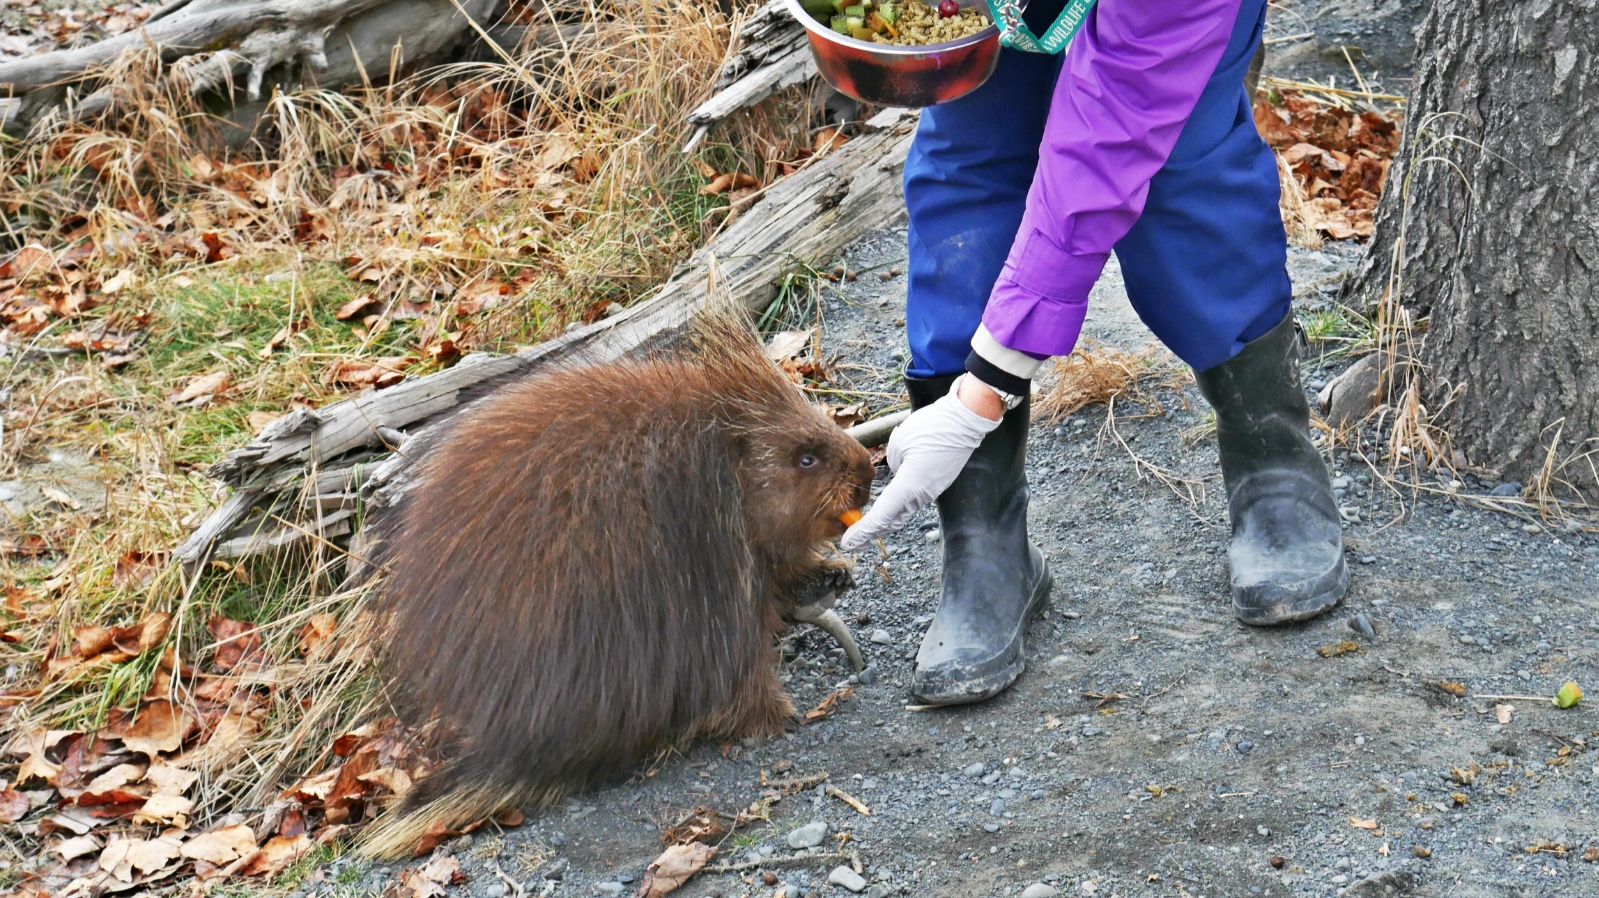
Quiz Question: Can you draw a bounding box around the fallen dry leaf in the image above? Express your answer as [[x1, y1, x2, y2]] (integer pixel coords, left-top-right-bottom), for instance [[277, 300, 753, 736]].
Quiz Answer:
[[100, 269, 136, 294], [1437, 680, 1466, 697], [10, 727, 70, 786], [812, 127, 849, 155], [72, 625, 116, 659], [1495, 703, 1513, 725], [247, 410, 283, 433], [239, 833, 314, 876], [116, 700, 195, 756], [132, 793, 194, 826], [99, 834, 183, 882], [763, 330, 811, 362], [53, 834, 101, 861], [41, 486, 81, 510], [1348, 816, 1378, 830], [335, 295, 379, 321], [636, 842, 714, 898], [399, 853, 461, 897], [803, 686, 854, 724], [168, 369, 230, 405], [0, 784, 29, 822], [296, 612, 339, 656], [180, 823, 257, 865], [209, 615, 266, 672], [326, 355, 416, 389], [112, 552, 166, 590]]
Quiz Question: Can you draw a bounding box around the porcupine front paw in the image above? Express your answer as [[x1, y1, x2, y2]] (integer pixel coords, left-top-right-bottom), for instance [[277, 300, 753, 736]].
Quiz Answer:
[[792, 560, 855, 609]]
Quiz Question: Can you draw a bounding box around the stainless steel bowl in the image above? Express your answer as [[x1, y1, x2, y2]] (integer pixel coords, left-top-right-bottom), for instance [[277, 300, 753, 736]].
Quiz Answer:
[[784, 0, 1014, 108]]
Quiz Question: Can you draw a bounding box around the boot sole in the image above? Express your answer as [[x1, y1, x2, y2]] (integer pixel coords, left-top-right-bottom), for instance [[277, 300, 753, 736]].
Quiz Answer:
[[910, 557, 1053, 706], [1233, 555, 1349, 626]]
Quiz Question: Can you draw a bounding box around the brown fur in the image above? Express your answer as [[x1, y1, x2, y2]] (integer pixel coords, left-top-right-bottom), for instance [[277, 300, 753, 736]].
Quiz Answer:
[[361, 311, 874, 856]]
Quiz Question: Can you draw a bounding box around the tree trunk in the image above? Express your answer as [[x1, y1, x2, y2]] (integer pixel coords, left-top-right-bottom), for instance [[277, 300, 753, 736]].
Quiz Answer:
[[1352, 0, 1598, 492]]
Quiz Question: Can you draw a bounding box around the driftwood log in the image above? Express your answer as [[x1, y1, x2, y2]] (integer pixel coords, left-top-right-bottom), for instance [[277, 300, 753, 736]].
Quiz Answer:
[[0, 0, 504, 134], [174, 106, 919, 567], [683, 0, 813, 151]]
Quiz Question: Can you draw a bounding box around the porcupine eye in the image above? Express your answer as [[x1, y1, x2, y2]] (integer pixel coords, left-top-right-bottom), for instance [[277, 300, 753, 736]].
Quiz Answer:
[[798, 453, 819, 469]]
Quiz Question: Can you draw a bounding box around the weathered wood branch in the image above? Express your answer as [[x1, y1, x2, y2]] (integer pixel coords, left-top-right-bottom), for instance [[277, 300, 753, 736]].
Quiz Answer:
[[174, 109, 919, 566], [683, 0, 812, 146]]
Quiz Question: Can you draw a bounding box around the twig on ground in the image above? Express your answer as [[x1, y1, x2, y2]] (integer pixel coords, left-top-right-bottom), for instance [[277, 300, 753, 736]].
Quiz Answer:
[[824, 785, 870, 815]]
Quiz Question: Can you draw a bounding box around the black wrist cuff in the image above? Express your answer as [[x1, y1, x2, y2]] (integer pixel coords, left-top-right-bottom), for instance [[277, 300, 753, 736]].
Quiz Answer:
[[964, 350, 1032, 397]]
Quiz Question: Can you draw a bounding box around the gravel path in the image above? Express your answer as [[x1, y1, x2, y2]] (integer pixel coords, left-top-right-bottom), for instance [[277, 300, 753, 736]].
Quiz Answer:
[[323, 231, 1598, 898]]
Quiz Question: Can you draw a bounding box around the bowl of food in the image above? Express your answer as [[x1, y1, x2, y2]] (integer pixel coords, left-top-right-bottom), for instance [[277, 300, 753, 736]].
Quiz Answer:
[[785, 0, 1013, 108]]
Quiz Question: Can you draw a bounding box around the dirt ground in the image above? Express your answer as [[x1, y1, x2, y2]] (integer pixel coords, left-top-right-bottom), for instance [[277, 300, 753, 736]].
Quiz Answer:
[[309, 230, 1598, 898]]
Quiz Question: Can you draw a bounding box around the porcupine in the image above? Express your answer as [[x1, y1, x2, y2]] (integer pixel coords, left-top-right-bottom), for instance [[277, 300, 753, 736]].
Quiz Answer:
[[360, 308, 876, 856]]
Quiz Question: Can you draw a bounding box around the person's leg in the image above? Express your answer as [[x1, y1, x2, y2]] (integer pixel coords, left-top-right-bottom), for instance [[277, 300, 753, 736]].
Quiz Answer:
[[899, 5, 1064, 705], [1114, 0, 1346, 625]]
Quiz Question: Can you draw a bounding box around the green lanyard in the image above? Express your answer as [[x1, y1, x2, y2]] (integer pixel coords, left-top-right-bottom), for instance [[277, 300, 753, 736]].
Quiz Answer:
[[982, 0, 1095, 53]]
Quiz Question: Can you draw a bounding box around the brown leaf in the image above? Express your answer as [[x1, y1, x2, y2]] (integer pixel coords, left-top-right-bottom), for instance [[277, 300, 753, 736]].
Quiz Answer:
[[335, 295, 379, 321], [1348, 816, 1378, 830], [118, 700, 196, 756], [247, 410, 283, 433], [180, 823, 257, 865], [9, 728, 70, 785], [112, 552, 166, 590], [1437, 680, 1466, 697], [53, 834, 102, 861], [259, 317, 309, 359], [131, 793, 193, 825], [1495, 703, 1513, 725], [72, 625, 115, 659], [99, 834, 183, 882], [763, 330, 811, 362], [812, 127, 849, 155], [326, 356, 416, 389], [296, 613, 339, 656], [41, 486, 81, 510], [100, 269, 136, 295], [803, 686, 854, 724], [209, 615, 266, 672], [0, 786, 29, 822], [238, 833, 313, 876], [168, 369, 230, 405], [11, 244, 55, 282], [636, 842, 714, 898]]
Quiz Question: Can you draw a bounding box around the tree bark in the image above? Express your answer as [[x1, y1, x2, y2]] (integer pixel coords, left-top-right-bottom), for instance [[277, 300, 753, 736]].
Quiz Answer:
[[1352, 0, 1598, 491]]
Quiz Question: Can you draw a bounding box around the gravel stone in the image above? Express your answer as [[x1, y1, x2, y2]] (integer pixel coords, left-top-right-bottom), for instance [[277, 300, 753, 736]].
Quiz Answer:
[[869, 629, 893, 645], [962, 762, 986, 777], [828, 866, 868, 893], [787, 821, 828, 849], [1019, 885, 1061, 898]]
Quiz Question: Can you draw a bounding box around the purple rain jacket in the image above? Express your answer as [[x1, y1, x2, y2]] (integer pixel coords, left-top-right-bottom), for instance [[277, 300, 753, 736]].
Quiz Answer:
[[967, 0, 1246, 384]]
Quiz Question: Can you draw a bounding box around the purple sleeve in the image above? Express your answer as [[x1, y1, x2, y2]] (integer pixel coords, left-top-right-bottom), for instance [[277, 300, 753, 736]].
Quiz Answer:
[[976, 0, 1245, 363]]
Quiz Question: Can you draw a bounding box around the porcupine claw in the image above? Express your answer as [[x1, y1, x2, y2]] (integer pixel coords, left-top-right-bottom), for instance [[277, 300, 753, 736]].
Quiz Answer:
[[790, 599, 866, 673]]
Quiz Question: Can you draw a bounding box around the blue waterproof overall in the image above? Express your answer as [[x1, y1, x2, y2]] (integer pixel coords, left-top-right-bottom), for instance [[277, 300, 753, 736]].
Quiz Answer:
[[902, 0, 1290, 378]]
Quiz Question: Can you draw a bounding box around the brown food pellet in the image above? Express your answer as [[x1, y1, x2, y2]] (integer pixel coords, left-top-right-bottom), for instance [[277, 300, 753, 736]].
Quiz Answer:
[[845, 271, 858, 281], [762, 872, 779, 885], [870, 0, 989, 46], [889, 267, 901, 276], [833, 266, 846, 276], [1269, 856, 1285, 869], [1413, 846, 1432, 859], [878, 271, 892, 281]]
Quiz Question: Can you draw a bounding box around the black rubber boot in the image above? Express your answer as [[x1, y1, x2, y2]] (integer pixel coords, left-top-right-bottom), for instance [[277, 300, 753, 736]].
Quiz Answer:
[[1194, 313, 1348, 625], [904, 375, 1052, 705]]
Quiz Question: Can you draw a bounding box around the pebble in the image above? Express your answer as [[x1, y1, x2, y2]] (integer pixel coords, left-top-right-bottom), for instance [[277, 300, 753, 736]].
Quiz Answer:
[[1019, 885, 1060, 898], [787, 821, 828, 849], [1349, 613, 1375, 637], [1491, 482, 1522, 497], [485, 885, 507, 898], [962, 762, 986, 777], [1458, 635, 1476, 645], [990, 798, 1006, 815], [1236, 739, 1254, 754], [828, 866, 868, 893], [924, 528, 942, 542], [870, 629, 893, 645], [1047, 654, 1072, 667], [1082, 725, 1103, 737], [981, 770, 1003, 785], [596, 884, 624, 895], [983, 823, 1000, 833], [857, 664, 878, 685]]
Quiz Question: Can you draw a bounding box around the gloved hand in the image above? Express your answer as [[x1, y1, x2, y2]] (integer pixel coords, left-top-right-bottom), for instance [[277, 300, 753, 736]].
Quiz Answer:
[[839, 376, 1003, 552]]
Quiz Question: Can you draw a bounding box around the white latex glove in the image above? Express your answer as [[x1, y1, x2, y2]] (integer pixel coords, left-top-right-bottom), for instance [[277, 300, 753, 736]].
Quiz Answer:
[[839, 376, 1002, 552]]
